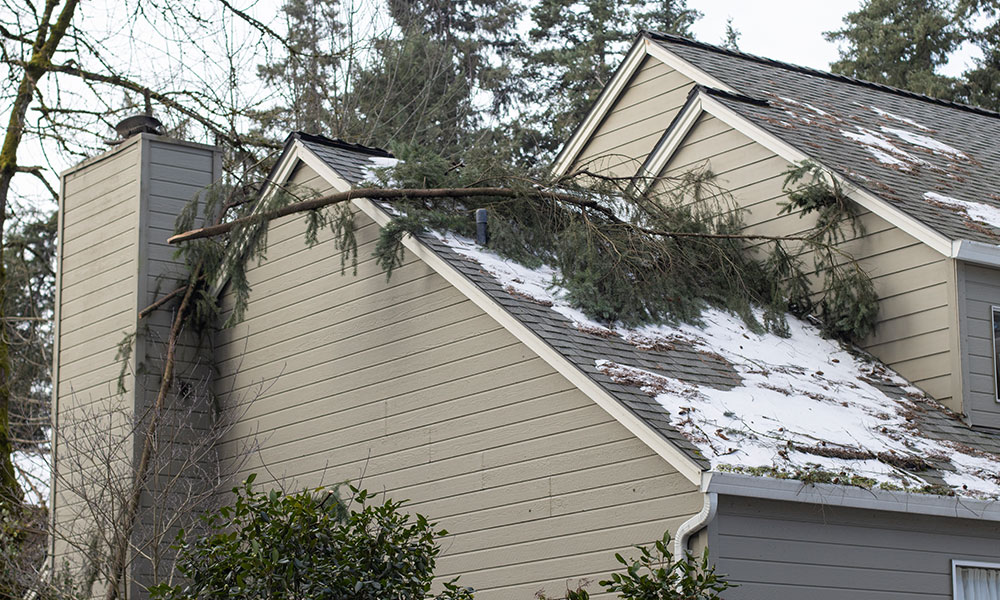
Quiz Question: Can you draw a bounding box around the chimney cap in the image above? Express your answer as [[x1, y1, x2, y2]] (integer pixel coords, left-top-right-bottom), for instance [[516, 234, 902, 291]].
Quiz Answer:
[[114, 114, 163, 141]]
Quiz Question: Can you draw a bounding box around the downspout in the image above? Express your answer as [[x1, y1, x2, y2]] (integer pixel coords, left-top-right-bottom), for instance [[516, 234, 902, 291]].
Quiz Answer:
[[674, 473, 717, 558]]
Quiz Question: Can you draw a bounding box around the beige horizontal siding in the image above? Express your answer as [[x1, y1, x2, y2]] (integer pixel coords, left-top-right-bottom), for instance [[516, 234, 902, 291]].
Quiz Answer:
[[215, 162, 701, 599], [654, 112, 956, 406], [573, 56, 696, 178], [54, 139, 141, 577]]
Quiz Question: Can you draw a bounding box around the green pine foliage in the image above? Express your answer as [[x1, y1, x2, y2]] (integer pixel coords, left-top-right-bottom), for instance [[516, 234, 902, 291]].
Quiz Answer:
[[780, 162, 879, 341], [359, 149, 877, 340], [2, 209, 56, 451], [149, 476, 472, 600], [825, 0, 1000, 111], [537, 531, 733, 600], [825, 0, 963, 99]]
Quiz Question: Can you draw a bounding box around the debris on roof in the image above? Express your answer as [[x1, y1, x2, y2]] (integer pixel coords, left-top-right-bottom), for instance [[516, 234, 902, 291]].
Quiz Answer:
[[435, 229, 1000, 499], [924, 191, 1000, 234]]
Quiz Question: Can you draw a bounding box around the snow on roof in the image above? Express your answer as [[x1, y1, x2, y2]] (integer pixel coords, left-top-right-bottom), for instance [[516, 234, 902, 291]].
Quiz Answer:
[[437, 231, 1000, 499], [362, 156, 401, 185], [869, 106, 934, 132], [840, 127, 925, 171], [924, 191, 1000, 234]]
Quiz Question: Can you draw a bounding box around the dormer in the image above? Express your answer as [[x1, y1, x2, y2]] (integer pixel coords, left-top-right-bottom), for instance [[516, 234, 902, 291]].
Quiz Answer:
[[554, 32, 1000, 430]]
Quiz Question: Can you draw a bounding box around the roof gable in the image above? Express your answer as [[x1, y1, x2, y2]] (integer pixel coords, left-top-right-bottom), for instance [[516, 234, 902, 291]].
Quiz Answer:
[[557, 32, 1000, 262], [646, 34, 1000, 250]]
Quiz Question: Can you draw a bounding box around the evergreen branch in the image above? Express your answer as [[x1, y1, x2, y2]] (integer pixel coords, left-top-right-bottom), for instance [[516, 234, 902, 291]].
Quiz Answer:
[[167, 186, 818, 246]]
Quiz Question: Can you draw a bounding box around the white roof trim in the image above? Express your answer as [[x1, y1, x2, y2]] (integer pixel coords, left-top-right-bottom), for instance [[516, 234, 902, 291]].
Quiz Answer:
[[707, 471, 1000, 522], [647, 92, 953, 256], [630, 93, 704, 197], [294, 142, 706, 485], [643, 37, 735, 95], [952, 239, 1000, 268], [551, 38, 650, 178]]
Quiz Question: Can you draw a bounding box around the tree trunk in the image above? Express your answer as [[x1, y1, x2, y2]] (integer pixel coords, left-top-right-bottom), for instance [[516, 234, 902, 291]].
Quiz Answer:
[[0, 0, 80, 513]]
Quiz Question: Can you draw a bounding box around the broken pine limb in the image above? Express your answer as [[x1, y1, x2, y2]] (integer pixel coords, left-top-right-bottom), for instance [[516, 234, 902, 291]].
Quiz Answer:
[[167, 186, 815, 246]]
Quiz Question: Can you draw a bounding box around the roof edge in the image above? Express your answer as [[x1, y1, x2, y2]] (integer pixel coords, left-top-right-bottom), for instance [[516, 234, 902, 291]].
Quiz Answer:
[[707, 471, 1000, 522], [645, 30, 1000, 120], [289, 131, 394, 158]]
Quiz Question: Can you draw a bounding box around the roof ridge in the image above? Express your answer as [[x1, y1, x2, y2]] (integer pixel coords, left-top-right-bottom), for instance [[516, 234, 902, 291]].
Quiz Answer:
[[289, 131, 395, 158], [644, 31, 1000, 120]]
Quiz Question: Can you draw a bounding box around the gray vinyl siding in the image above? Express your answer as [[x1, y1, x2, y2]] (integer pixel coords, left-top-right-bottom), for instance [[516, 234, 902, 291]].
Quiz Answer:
[[710, 495, 1000, 599], [957, 262, 1000, 428], [572, 57, 696, 178], [651, 113, 958, 409], [51, 135, 220, 596], [129, 139, 220, 594], [214, 162, 703, 599]]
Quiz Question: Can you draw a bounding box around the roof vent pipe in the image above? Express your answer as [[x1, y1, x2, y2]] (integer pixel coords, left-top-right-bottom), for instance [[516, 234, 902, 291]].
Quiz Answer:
[[113, 114, 164, 142], [476, 208, 488, 245]]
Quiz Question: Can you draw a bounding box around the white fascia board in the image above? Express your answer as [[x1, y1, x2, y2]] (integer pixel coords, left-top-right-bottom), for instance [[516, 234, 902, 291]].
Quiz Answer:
[[551, 39, 650, 178], [952, 239, 1000, 268], [643, 38, 736, 95], [706, 472, 1000, 522], [697, 93, 956, 257], [298, 143, 706, 484], [631, 95, 704, 197]]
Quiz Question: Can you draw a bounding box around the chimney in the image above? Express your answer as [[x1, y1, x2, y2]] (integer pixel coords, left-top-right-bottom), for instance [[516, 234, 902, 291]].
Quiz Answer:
[[50, 124, 221, 597]]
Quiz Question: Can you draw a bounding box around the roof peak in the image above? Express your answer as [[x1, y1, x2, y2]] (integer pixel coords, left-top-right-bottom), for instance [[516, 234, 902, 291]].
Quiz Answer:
[[644, 31, 1000, 120], [288, 131, 394, 158]]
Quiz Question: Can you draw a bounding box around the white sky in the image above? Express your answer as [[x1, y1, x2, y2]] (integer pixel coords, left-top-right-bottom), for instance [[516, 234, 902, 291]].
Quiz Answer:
[[688, 0, 982, 76]]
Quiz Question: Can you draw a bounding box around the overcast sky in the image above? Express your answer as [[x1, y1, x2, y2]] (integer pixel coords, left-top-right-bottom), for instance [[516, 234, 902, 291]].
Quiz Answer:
[[688, 0, 981, 75]]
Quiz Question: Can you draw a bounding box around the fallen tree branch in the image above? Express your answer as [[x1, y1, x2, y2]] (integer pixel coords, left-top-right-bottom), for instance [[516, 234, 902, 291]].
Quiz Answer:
[[137, 285, 189, 320], [168, 186, 816, 246]]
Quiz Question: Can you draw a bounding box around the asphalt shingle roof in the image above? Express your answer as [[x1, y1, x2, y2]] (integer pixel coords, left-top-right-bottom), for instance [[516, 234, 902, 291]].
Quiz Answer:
[[647, 32, 1000, 245]]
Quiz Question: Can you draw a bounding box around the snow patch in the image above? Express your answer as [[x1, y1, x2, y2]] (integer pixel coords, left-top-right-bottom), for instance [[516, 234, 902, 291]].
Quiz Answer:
[[362, 156, 400, 185], [870, 106, 933, 131], [881, 127, 968, 159], [594, 309, 1000, 498], [841, 127, 924, 169], [924, 191, 1000, 231]]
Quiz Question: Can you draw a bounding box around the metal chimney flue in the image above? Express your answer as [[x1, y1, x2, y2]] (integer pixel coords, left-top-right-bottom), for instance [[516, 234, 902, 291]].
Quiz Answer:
[[113, 114, 164, 142]]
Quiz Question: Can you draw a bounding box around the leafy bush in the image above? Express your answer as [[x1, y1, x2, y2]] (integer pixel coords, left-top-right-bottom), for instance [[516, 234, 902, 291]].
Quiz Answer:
[[150, 476, 472, 600], [537, 532, 733, 600]]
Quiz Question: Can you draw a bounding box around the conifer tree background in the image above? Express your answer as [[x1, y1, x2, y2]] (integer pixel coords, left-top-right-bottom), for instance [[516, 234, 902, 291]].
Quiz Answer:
[[826, 0, 1000, 109]]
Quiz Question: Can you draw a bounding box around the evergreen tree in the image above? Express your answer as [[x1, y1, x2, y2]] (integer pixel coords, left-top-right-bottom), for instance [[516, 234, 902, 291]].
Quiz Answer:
[[957, 0, 1000, 111], [347, 0, 523, 156], [255, 0, 345, 136], [519, 0, 701, 155], [825, 0, 963, 99], [4, 209, 56, 454]]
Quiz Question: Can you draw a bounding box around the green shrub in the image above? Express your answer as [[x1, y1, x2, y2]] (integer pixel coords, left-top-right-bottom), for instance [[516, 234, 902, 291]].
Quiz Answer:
[[150, 476, 472, 600], [537, 531, 733, 600]]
